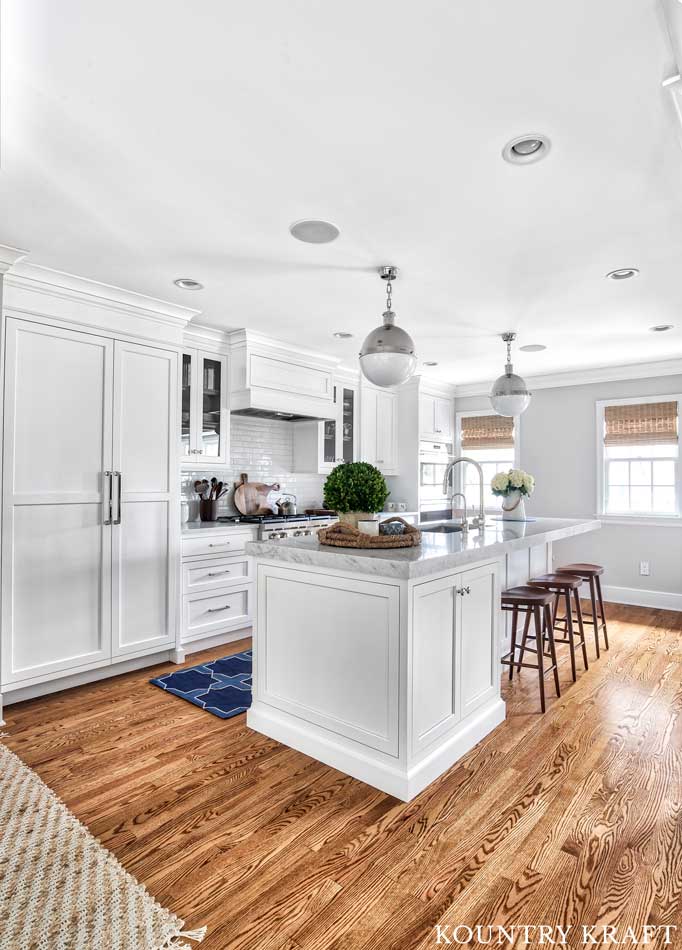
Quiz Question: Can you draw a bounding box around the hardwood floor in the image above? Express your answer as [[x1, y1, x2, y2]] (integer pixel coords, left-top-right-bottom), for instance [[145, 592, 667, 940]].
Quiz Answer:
[[3, 603, 682, 949]]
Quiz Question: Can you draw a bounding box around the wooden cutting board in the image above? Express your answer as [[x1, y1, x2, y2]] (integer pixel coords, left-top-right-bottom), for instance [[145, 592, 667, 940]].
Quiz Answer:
[[233, 473, 281, 515]]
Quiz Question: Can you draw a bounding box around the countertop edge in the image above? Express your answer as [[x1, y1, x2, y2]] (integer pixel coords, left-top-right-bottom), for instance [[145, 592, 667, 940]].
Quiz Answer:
[[246, 519, 602, 579]]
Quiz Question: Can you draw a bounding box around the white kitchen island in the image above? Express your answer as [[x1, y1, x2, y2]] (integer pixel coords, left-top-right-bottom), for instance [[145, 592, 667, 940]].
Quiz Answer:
[[246, 517, 600, 801]]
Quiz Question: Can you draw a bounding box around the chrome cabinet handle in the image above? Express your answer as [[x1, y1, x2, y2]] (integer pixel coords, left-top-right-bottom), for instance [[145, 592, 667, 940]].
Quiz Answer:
[[207, 570, 231, 577], [113, 472, 122, 525], [103, 472, 113, 525], [207, 605, 231, 613], [208, 542, 230, 548]]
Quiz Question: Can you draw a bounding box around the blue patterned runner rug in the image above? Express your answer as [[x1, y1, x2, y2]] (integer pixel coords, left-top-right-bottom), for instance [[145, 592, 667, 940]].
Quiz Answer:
[[150, 650, 252, 719]]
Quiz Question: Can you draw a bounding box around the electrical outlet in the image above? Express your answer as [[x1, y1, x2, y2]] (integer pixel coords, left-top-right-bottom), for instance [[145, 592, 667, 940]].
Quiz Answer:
[[639, 560, 650, 577]]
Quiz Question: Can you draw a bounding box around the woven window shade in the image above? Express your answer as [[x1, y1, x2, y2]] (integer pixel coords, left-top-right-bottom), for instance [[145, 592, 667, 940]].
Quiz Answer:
[[461, 414, 514, 450], [604, 401, 678, 446]]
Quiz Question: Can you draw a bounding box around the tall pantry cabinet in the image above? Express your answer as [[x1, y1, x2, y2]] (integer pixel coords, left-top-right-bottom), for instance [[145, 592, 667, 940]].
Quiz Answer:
[[0, 260, 197, 721]]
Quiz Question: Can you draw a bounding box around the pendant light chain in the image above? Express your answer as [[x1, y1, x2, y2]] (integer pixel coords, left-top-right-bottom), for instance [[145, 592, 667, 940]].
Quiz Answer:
[[385, 279, 393, 313]]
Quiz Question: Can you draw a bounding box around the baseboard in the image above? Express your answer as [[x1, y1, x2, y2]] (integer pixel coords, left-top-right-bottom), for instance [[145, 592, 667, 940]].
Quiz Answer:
[[182, 626, 252, 655], [247, 697, 506, 802], [2, 649, 177, 706], [603, 585, 682, 612]]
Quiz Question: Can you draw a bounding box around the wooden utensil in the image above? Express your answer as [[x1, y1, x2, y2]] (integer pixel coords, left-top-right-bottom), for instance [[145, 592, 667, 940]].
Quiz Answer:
[[233, 473, 280, 515]]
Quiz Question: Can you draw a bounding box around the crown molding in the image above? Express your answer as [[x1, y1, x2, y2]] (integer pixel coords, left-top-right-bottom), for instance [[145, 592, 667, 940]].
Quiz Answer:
[[0, 244, 29, 275], [4, 261, 199, 329], [454, 357, 682, 398], [183, 321, 232, 353], [227, 328, 342, 368], [416, 374, 457, 398]]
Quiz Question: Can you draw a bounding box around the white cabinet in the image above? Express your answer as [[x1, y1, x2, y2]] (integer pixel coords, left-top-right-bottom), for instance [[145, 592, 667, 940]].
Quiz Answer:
[[419, 393, 453, 440], [293, 380, 359, 475], [411, 560, 498, 756], [1, 321, 113, 684], [181, 349, 229, 468], [248, 552, 503, 801], [1, 319, 179, 687], [181, 530, 255, 650], [360, 384, 398, 475], [111, 340, 178, 657]]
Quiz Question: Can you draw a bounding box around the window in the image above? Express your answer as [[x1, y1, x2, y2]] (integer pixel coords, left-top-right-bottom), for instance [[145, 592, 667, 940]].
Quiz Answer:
[[597, 397, 681, 520], [456, 411, 519, 512]]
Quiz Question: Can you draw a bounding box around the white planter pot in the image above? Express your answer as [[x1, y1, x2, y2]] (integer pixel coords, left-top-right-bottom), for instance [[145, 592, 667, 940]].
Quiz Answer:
[[501, 490, 526, 521]]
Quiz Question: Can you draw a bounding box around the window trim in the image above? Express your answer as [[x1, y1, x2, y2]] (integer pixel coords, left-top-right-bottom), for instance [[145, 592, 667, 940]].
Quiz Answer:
[[454, 409, 521, 511], [595, 394, 682, 523]]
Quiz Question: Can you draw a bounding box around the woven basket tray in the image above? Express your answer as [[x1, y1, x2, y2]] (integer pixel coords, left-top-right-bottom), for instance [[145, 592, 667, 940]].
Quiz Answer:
[[318, 516, 421, 549]]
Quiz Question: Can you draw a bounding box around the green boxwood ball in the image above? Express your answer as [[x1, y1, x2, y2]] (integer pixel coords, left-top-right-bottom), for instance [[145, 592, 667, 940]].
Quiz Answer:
[[323, 462, 390, 514]]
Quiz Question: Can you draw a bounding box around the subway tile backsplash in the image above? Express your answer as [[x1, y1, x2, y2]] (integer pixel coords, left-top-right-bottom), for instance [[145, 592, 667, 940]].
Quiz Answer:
[[182, 416, 327, 518]]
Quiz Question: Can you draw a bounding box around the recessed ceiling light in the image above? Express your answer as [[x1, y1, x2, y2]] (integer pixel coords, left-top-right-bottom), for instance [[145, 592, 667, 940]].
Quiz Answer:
[[650, 324, 674, 332], [519, 344, 547, 352], [333, 331, 353, 339], [174, 278, 204, 290], [423, 361, 439, 367], [605, 268, 639, 280], [502, 133, 551, 165], [289, 220, 340, 244]]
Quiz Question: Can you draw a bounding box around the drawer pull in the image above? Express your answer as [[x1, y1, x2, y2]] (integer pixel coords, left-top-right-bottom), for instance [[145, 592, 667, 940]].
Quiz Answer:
[[207, 570, 231, 577], [207, 605, 231, 613], [208, 542, 231, 548]]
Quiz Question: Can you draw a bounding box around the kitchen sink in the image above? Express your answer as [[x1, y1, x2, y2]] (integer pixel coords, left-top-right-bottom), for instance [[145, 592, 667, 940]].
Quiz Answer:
[[420, 523, 464, 533]]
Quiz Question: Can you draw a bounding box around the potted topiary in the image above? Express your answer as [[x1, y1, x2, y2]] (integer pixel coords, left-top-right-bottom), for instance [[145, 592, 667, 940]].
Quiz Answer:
[[323, 462, 390, 528]]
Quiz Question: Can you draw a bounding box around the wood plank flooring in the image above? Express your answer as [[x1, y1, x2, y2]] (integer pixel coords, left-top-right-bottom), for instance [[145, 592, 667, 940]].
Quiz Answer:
[[3, 603, 682, 949]]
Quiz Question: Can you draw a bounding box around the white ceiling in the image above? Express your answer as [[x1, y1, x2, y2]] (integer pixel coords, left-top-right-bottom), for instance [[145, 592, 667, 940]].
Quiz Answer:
[[2, 0, 682, 384]]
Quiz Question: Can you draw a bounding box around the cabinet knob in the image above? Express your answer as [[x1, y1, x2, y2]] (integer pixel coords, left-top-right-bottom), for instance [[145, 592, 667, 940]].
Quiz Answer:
[[457, 586, 471, 596]]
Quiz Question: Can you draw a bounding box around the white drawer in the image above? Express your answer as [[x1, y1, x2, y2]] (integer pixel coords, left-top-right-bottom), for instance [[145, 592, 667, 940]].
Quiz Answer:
[[182, 531, 253, 560], [182, 585, 252, 643], [183, 556, 253, 594]]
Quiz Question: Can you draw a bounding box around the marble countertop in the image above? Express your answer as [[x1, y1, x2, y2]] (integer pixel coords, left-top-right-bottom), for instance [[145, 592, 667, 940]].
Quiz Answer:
[[246, 517, 601, 580]]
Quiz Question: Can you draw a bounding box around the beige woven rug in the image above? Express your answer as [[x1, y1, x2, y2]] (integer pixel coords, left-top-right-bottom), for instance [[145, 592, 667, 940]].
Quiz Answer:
[[0, 741, 206, 950]]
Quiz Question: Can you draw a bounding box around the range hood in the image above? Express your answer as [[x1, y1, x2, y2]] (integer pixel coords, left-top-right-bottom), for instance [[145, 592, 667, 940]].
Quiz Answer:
[[231, 406, 324, 422], [229, 330, 339, 422]]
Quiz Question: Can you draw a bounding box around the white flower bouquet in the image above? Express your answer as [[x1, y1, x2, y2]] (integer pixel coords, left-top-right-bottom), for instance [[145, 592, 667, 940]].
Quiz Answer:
[[490, 469, 535, 498]]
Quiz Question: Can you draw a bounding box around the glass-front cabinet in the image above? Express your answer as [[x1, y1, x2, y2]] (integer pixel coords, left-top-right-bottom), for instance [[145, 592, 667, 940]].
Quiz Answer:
[[321, 382, 358, 472], [181, 348, 229, 467], [292, 379, 358, 474]]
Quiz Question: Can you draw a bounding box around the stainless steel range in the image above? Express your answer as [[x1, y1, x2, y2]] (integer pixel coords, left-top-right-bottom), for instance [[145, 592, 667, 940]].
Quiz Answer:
[[218, 513, 337, 541]]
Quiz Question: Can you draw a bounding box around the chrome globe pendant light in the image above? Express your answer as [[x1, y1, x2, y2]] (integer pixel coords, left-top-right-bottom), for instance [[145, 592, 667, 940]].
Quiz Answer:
[[489, 332, 532, 416], [359, 266, 417, 387]]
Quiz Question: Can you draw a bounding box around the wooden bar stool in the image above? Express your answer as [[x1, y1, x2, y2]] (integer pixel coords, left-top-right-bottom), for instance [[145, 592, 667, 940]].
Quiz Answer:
[[555, 563, 609, 658], [527, 574, 589, 683], [500, 586, 560, 713]]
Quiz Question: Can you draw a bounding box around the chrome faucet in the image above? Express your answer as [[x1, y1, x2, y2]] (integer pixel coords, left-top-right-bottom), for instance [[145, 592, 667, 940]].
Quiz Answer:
[[442, 457, 485, 530], [451, 492, 469, 533]]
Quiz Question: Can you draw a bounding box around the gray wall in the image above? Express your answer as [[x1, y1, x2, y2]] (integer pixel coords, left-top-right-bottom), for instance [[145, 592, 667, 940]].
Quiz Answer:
[[457, 374, 682, 601]]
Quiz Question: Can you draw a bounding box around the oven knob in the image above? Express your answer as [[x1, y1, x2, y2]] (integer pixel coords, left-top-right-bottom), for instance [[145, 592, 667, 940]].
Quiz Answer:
[[293, 530, 302, 537], [279, 532, 287, 538], [304, 530, 312, 536]]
